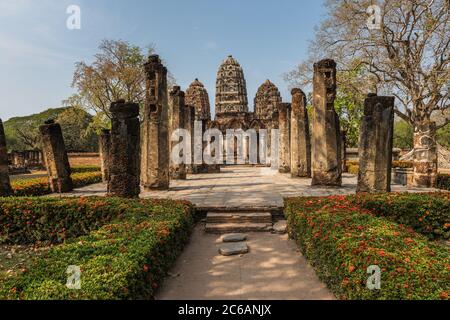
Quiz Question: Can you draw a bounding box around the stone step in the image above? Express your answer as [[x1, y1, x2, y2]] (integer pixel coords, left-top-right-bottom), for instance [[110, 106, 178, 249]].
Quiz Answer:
[[206, 212, 272, 224], [205, 222, 273, 234]]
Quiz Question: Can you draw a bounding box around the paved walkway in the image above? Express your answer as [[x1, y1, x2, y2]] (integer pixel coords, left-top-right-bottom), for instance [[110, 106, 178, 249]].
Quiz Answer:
[[156, 225, 335, 300], [71, 166, 435, 209]]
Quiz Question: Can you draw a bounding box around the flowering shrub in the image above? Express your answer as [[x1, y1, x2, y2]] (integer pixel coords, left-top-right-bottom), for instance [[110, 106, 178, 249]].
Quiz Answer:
[[285, 195, 450, 300], [10, 172, 102, 197], [0, 197, 117, 244], [353, 193, 450, 240], [437, 174, 450, 191], [0, 197, 194, 300]]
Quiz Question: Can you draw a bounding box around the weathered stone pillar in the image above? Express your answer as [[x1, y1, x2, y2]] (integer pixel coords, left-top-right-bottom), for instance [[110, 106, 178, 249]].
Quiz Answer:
[[108, 100, 140, 198], [341, 129, 348, 173], [311, 59, 342, 186], [39, 120, 73, 193], [357, 94, 395, 193], [169, 86, 187, 180], [185, 105, 196, 174], [192, 120, 211, 173], [278, 103, 291, 173], [290, 89, 311, 178], [141, 55, 170, 190], [413, 121, 438, 188], [0, 119, 12, 196], [99, 129, 111, 183]]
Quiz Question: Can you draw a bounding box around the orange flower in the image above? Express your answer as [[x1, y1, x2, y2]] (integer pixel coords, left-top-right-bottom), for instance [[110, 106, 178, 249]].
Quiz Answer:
[[348, 266, 356, 273]]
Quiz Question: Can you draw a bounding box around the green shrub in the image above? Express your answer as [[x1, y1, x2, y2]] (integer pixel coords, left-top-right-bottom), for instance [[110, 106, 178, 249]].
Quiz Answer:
[[353, 193, 450, 240], [437, 174, 450, 191], [0, 197, 194, 300], [10, 172, 102, 197], [0, 197, 118, 245], [285, 195, 450, 300], [70, 165, 101, 174]]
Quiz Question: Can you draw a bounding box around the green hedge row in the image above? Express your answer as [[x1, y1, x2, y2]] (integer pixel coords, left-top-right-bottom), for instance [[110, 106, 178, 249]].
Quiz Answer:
[[70, 165, 101, 174], [0, 197, 194, 300], [437, 174, 450, 191], [285, 195, 450, 300], [0, 197, 118, 245], [352, 193, 449, 240], [10, 172, 102, 197]]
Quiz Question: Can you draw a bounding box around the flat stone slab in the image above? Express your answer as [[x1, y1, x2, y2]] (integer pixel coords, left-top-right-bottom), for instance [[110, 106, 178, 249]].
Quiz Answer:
[[272, 220, 287, 234], [219, 242, 249, 256], [222, 233, 247, 243]]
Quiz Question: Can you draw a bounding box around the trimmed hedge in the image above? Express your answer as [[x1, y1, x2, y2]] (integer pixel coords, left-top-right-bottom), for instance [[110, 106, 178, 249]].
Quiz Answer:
[[437, 174, 450, 191], [353, 193, 450, 240], [0, 197, 118, 245], [11, 172, 102, 197], [285, 195, 450, 300], [70, 165, 101, 174], [0, 197, 194, 300]]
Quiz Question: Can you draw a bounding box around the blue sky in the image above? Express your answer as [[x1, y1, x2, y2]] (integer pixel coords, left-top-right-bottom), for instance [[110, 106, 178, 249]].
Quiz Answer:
[[0, 0, 326, 120]]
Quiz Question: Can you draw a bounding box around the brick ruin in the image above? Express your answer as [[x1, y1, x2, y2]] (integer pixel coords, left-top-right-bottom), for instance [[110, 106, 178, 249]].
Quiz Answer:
[[3, 54, 431, 198], [169, 86, 187, 180], [141, 55, 170, 190], [311, 59, 342, 187], [357, 94, 395, 193], [39, 119, 73, 193], [108, 100, 141, 198], [290, 89, 311, 178]]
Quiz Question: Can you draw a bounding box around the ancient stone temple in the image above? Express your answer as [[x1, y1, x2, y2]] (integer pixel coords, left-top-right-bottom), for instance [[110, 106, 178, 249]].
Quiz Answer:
[[186, 79, 211, 121], [215, 55, 248, 116], [141, 55, 170, 190], [311, 59, 342, 186], [39, 120, 73, 193], [357, 94, 395, 193], [169, 86, 187, 180], [290, 89, 311, 178], [255, 80, 282, 120], [0, 119, 12, 196], [99, 129, 111, 183], [108, 100, 140, 198]]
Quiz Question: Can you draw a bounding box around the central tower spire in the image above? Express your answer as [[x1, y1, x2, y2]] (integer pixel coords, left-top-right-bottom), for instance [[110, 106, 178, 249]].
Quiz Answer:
[[215, 55, 248, 115]]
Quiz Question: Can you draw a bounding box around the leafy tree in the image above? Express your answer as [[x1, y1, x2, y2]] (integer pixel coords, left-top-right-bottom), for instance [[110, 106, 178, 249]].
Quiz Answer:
[[437, 124, 450, 148], [3, 108, 67, 151], [286, 0, 449, 183], [69, 39, 176, 130], [393, 119, 413, 150], [56, 107, 98, 152]]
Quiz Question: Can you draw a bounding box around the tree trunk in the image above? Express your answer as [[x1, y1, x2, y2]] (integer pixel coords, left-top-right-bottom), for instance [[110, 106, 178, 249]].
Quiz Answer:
[[413, 120, 438, 188]]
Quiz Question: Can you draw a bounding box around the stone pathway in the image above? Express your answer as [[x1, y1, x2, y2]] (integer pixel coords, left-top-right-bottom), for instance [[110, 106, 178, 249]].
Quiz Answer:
[[69, 165, 435, 209], [156, 225, 335, 300]]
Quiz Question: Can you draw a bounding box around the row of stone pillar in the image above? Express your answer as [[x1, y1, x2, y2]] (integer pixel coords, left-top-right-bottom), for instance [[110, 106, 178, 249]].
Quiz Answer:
[[100, 55, 220, 198], [277, 59, 396, 193]]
